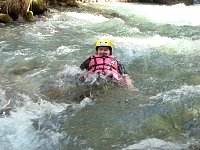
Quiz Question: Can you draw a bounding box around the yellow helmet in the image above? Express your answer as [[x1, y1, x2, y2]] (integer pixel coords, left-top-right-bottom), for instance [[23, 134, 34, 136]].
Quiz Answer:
[[95, 39, 113, 53]]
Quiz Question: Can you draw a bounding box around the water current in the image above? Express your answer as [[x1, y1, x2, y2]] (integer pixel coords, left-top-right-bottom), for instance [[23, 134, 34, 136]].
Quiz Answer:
[[0, 2, 200, 150]]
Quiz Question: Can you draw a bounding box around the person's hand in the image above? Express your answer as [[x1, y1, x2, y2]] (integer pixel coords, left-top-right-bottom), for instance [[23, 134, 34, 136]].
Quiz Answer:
[[124, 74, 139, 91], [79, 75, 85, 82], [126, 77, 133, 88]]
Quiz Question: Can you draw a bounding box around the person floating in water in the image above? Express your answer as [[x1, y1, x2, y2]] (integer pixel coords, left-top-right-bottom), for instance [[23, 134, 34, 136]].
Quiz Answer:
[[80, 39, 135, 89]]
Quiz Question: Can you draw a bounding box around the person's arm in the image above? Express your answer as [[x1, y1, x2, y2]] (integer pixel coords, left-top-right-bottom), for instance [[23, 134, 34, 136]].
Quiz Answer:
[[118, 63, 127, 75], [80, 58, 91, 71], [78, 58, 91, 82], [118, 63, 134, 89]]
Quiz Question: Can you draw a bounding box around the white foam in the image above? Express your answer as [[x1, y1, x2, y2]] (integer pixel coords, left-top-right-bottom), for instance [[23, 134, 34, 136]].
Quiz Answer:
[[0, 89, 9, 110], [0, 41, 9, 52], [103, 3, 200, 26], [99, 35, 200, 55], [0, 93, 69, 149], [122, 138, 189, 150], [55, 45, 77, 55], [150, 85, 200, 103], [64, 12, 109, 23], [57, 64, 81, 77]]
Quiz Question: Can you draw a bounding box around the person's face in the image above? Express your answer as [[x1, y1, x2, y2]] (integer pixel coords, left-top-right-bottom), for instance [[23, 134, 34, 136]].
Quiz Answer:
[[97, 47, 110, 56]]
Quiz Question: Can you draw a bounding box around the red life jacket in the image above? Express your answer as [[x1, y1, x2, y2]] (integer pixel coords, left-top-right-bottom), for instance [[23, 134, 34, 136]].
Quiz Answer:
[[88, 54, 125, 83]]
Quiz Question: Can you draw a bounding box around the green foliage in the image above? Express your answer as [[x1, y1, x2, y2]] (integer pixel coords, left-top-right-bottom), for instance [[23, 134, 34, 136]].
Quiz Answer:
[[27, 10, 34, 21]]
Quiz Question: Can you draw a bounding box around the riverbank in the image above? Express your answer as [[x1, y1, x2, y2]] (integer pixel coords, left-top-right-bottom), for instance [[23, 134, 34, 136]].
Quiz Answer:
[[0, 0, 198, 24], [0, 0, 78, 23]]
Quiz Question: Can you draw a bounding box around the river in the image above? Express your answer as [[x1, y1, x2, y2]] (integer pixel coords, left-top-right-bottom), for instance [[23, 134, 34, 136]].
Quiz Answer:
[[0, 2, 200, 150]]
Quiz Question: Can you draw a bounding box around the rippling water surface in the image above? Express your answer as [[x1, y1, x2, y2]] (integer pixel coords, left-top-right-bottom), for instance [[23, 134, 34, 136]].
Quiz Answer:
[[0, 2, 200, 150]]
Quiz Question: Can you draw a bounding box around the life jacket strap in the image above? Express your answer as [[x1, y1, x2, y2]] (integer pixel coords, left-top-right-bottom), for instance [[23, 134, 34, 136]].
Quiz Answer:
[[88, 55, 116, 72], [88, 63, 116, 71]]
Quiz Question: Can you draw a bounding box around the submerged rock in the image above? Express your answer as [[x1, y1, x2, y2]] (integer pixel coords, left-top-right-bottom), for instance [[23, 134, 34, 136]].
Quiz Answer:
[[40, 72, 122, 103]]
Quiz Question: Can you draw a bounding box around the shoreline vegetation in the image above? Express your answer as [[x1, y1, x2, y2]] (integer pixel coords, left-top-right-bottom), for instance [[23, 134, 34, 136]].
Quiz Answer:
[[0, 0, 195, 24]]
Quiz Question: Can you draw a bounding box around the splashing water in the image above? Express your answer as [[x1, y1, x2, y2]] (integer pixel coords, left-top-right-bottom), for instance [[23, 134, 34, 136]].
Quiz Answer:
[[0, 2, 200, 149]]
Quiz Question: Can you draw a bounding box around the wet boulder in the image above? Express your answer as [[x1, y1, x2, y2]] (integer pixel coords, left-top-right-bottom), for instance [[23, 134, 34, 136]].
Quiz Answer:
[[153, 0, 193, 5], [193, 0, 200, 4], [0, 13, 13, 23], [47, 0, 78, 7], [137, 0, 193, 4], [1, 0, 33, 22], [139, 0, 154, 2], [32, 0, 47, 14]]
